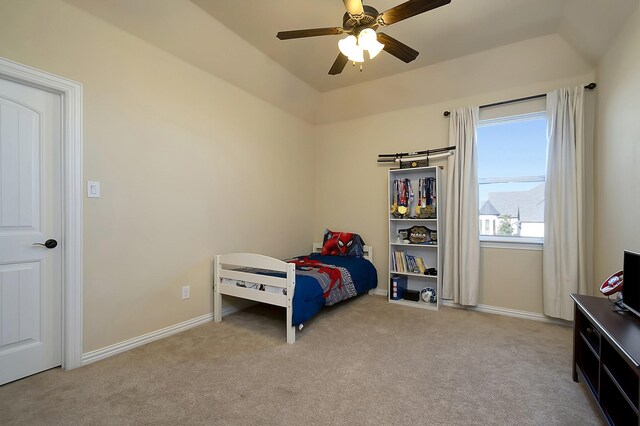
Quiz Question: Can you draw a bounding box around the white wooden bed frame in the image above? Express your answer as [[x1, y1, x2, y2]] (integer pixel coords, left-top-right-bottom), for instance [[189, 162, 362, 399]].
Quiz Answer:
[[214, 243, 373, 344]]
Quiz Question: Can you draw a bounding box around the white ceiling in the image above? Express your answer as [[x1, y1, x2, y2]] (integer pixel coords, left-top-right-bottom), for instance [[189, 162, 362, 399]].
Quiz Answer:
[[62, 0, 637, 120], [193, 0, 635, 92], [192, 0, 568, 93]]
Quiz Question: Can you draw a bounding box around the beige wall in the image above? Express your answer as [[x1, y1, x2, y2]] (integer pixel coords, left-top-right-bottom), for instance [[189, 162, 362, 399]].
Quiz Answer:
[[594, 4, 640, 287], [314, 35, 595, 314], [0, 0, 316, 351], [479, 248, 542, 313]]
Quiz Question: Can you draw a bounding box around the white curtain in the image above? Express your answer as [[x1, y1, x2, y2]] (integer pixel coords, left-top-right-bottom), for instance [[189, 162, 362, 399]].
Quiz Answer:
[[544, 86, 591, 320], [443, 106, 480, 306]]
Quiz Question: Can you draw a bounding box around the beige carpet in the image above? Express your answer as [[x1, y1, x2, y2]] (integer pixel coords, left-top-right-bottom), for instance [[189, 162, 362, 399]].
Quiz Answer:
[[0, 296, 601, 425]]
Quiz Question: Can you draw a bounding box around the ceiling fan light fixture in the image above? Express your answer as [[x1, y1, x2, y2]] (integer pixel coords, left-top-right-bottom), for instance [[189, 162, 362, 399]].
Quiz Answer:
[[338, 29, 383, 63]]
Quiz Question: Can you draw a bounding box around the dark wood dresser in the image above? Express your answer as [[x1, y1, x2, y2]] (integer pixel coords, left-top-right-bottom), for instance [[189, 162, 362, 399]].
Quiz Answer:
[[571, 294, 640, 425]]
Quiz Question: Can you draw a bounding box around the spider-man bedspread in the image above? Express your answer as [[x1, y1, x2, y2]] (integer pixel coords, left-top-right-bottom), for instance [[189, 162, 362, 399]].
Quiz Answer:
[[236, 254, 377, 326]]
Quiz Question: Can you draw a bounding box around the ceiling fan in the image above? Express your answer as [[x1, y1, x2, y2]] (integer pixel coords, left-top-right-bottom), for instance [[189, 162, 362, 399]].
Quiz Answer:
[[276, 0, 451, 75]]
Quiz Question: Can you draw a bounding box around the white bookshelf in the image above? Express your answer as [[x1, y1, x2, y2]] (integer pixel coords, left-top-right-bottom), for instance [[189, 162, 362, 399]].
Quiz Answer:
[[388, 166, 443, 311]]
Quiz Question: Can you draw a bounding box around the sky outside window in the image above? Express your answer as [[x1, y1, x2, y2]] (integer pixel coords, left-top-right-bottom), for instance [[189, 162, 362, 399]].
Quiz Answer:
[[477, 115, 547, 205]]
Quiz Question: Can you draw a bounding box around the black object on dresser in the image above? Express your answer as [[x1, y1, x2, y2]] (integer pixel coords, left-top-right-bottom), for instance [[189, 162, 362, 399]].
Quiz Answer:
[[571, 294, 640, 426]]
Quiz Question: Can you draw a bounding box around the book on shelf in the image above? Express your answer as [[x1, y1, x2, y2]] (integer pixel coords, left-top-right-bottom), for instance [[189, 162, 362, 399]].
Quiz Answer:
[[392, 250, 427, 274], [394, 251, 403, 272], [405, 254, 413, 272], [407, 255, 419, 274]]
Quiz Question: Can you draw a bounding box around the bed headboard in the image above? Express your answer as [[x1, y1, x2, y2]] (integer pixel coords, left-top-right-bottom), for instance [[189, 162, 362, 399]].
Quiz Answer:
[[312, 243, 373, 263]]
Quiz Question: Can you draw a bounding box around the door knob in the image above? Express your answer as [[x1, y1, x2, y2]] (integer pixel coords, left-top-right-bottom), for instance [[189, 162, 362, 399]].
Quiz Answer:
[[33, 239, 58, 249]]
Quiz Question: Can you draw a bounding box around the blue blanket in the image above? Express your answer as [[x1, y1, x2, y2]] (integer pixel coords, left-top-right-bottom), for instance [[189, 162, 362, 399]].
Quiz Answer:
[[288, 254, 378, 326]]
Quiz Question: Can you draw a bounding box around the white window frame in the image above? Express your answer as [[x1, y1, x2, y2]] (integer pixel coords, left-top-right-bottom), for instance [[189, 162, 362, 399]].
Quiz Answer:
[[477, 111, 547, 250]]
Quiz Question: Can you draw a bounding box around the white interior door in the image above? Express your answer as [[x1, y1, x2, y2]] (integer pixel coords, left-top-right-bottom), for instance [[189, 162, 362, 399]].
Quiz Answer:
[[0, 76, 62, 385]]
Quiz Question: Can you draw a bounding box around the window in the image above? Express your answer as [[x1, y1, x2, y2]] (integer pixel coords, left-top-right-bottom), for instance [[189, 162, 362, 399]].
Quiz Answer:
[[477, 104, 547, 244]]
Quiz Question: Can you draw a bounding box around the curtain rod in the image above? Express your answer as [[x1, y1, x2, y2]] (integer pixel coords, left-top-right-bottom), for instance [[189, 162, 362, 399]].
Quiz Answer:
[[442, 82, 597, 117]]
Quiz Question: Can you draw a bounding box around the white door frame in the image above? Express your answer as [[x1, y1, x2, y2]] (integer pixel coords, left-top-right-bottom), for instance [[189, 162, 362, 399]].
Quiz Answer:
[[0, 57, 83, 370]]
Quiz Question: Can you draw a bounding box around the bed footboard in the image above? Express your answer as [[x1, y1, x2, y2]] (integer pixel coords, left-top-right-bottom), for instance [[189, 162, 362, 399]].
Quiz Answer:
[[214, 253, 296, 343]]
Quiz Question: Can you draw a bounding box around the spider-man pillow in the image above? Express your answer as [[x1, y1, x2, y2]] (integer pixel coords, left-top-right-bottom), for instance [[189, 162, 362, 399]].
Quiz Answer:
[[321, 229, 365, 258]]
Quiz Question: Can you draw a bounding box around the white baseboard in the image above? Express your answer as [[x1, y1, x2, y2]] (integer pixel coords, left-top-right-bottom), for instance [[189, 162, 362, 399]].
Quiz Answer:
[[441, 300, 570, 326], [82, 306, 238, 365], [369, 288, 388, 297], [369, 288, 568, 326]]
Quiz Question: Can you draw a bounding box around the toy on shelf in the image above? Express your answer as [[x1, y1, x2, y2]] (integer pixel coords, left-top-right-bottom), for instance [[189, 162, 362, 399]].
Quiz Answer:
[[416, 177, 437, 219], [400, 225, 437, 244], [391, 178, 413, 218]]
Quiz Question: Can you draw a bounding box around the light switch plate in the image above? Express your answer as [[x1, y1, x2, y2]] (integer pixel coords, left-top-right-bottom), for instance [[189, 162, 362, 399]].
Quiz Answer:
[[87, 181, 100, 198]]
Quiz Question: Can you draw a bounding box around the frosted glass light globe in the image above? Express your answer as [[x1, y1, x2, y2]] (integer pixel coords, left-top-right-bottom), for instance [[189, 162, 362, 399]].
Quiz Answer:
[[358, 28, 385, 59], [358, 28, 377, 49], [338, 35, 357, 57], [348, 45, 365, 62]]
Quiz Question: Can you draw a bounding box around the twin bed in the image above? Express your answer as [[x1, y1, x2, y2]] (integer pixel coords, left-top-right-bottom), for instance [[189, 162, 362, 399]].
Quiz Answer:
[[214, 242, 377, 343]]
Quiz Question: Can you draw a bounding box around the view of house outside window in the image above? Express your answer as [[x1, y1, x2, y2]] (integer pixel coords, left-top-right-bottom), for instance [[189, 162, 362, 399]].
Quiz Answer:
[[477, 111, 547, 241]]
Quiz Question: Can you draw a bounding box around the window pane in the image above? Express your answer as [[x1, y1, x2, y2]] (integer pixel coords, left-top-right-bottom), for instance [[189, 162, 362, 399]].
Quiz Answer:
[[477, 114, 547, 239], [478, 117, 547, 179]]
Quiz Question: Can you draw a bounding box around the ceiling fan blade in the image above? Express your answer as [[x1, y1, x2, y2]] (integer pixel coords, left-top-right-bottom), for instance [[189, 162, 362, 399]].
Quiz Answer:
[[343, 0, 364, 15], [329, 53, 349, 75], [377, 33, 419, 63], [378, 0, 451, 26], [276, 27, 344, 40]]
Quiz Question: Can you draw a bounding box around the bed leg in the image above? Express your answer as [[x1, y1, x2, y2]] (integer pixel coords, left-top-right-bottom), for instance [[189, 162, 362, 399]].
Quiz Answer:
[[214, 255, 222, 323], [287, 325, 295, 344], [286, 301, 295, 343], [286, 264, 295, 343], [213, 290, 222, 322]]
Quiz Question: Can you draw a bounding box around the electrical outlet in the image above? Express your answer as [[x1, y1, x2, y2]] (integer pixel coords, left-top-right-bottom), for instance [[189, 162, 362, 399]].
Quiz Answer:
[[181, 285, 190, 300]]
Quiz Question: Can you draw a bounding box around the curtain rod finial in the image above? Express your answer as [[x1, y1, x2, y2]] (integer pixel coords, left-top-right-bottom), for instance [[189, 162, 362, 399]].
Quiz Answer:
[[443, 111, 450, 117], [585, 82, 597, 90]]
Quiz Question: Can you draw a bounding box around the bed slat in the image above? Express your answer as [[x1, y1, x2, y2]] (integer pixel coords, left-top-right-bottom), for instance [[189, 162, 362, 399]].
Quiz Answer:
[[218, 282, 287, 307], [220, 269, 288, 289]]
